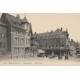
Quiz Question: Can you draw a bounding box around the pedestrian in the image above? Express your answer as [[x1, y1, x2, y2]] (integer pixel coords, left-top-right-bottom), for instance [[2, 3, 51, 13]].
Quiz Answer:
[[65, 53, 68, 60], [58, 55, 62, 60]]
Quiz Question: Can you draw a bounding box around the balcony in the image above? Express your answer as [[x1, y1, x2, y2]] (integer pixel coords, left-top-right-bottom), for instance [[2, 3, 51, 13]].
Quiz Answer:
[[41, 46, 70, 51]]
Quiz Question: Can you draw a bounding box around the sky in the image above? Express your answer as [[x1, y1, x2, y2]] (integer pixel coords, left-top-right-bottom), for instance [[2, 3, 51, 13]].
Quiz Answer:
[[0, 13, 80, 42]]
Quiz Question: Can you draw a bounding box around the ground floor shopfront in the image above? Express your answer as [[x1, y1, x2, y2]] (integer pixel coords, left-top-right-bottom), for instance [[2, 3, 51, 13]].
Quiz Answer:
[[45, 49, 70, 57]]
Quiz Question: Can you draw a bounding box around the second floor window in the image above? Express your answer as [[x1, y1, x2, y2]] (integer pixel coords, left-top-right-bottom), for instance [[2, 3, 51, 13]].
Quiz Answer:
[[26, 39, 30, 44], [0, 42, 5, 48], [1, 33, 5, 39], [15, 37, 19, 44], [21, 38, 24, 44], [0, 42, 2, 48]]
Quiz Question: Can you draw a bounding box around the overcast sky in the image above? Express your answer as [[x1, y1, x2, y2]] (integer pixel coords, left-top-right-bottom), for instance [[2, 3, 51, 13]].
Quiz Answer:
[[0, 13, 80, 42]]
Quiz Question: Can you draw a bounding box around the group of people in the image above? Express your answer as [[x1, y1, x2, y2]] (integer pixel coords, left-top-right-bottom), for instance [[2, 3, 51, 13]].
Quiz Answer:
[[58, 54, 69, 60]]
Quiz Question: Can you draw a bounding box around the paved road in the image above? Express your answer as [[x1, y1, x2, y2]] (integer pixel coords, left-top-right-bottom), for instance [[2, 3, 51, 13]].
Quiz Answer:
[[0, 55, 80, 66]]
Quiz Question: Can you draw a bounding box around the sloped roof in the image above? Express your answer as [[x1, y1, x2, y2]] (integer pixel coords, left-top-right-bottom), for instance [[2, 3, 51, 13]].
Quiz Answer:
[[1, 13, 29, 30], [34, 32, 51, 39], [0, 20, 6, 27], [33, 40, 39, 46], [22, 17, 28, 23], [34, 28, 67, 39], [51, 29, 66, 38]]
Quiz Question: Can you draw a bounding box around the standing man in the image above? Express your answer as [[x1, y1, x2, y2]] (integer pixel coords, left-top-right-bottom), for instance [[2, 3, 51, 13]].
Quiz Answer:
[[65, 53, 69, 60]]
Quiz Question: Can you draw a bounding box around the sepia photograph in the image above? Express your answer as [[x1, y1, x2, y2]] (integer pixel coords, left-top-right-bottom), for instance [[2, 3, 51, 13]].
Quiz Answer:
[[0, 13, 80, 66], [1, 0, 80, 80]]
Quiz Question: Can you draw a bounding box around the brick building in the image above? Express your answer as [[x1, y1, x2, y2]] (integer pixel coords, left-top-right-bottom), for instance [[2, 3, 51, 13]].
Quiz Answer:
[[34, 28, 70, 56], [1, 13, 33, 58]]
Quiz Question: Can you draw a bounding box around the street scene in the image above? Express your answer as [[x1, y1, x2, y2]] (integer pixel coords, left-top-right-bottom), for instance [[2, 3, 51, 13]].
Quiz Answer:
[[0, 13, 80, 65]]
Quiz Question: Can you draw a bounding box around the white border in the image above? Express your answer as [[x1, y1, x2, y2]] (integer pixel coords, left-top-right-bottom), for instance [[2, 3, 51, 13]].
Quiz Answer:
[[0, 0, 80, 80], [0, 0, 80, 13], [0, 66, 80, 80]]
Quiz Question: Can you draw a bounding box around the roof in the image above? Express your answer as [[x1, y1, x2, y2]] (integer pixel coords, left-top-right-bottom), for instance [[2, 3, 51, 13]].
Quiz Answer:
[[33, 41, 39, 45], [0, 20, 6, 27], [52, 29, 66, 38], [1, 13, 29, 30], [22, 17, 28, 23], [34, 28, 67, 39]]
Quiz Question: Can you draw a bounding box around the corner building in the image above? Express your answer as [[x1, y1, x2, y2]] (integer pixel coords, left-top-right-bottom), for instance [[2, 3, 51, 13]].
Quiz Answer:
[[34, 28, 70, 56], [0, 21, 7, 55], [1, 13, 33, 58]]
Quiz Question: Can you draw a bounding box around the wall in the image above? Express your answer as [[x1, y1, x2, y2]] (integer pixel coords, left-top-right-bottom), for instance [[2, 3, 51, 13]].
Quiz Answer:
[[0, 25, 7, 55]]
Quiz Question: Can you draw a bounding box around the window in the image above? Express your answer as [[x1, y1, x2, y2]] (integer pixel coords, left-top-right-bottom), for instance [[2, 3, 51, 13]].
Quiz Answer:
[[52, 45, 54, 47], [16, 30, 19, 34], [28, 33, 30, 36], [56, 45, 58, 47], [14, 48, 19, 54], [21, 48, 24, 54], [15, 38, 17, 44], [46, 44, 47, 47], [21, 38, 24, 44], [1, 33, 5, 39], [18, 30, 19, 34], [11, 28, 16, 33], [14, 48, 17, 54], [21, 31, 25, 35], [2, 43, 5, 48], [26, 23, 29, 26], [0, 42, 5, 48], [16, 30, 17, 34], [25, 32, 28, 36], [61, 45, 64, 47], [18, 30, 21, 34], [0, 42, 2, 48], [15, 37, 19, 44], [18, 48, 19, 54], [56, 38, 60, 43], [26, 39, 27, 44], [26, 39, 30, 44]]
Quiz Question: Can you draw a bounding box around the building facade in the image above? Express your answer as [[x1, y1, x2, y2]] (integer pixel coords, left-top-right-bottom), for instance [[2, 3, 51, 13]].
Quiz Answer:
[[34, 28, 70, 57], [1, 13, 33, 58], [70, 39, 77, 55], [0, 21, 7, 55]]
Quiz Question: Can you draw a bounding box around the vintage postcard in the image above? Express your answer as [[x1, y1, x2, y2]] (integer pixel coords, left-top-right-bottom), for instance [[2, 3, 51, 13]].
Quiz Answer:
[[0, 13, 80, 66]]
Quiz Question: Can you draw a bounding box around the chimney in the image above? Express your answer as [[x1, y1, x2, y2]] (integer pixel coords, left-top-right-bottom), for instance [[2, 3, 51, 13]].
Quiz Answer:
[[51, 30, 53, 33], [34, 32, 37, 34], [61, 27, 63, 31], [24, 13, 26, 19], [16, 14, 20, 18]]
